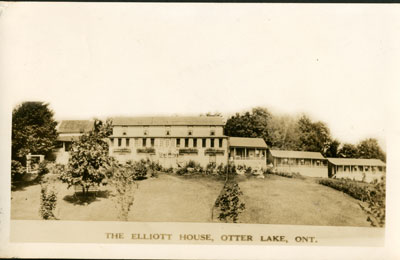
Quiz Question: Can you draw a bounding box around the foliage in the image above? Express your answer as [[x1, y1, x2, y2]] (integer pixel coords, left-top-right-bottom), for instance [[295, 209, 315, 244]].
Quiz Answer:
[[214, 182, 246, 223], [359, 176, 386, 227], [136, 148, 156, 154], [176, 160, 204, 175], [267, 114, 300, 150], [108, 162, 137, 221], [296, 115, 332, 155], [130, 159, 162, 179], [339, 143, 359, 158], [59, 119, 113, 196], [357, 138, 386, 162], [224, 107, 272, 145], [39, 182, 58, 220], [205, 162, 217, 175], [11, 160, 25, 183], [324, 139, 340, 158], [12, 102, 58, 162], [266, 170, 304, 179], [318, 178, 371, 202]]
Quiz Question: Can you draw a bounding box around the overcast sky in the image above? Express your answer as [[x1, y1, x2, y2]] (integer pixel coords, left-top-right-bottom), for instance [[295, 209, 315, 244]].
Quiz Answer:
[[2, 3, 400, 150]]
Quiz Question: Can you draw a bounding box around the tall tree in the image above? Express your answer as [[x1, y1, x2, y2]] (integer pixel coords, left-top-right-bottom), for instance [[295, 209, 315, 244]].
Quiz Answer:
[[338, 143, 359, 158], [324, 139, 341, 158], [224, 107, 272, 145], [59, 119, 113, 196], [12, 102, 58, 163], [357, 138, 386, 162], [267, 114, 299, 150], [296, 115, 332, 154]]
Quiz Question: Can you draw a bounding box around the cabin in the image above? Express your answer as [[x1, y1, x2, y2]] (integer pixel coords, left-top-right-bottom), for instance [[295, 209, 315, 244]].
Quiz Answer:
[[109, 116, 228, 168], [268, 150, 328, 178], [327, 158, 386, 183], [228, 137, 268, 169], [52, 120, 94, 164]]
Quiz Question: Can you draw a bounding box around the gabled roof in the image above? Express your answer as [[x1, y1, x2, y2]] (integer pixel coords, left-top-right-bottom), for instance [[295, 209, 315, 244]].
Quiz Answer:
[[112, 116, 224, 126], [269, 150, 325, 160], [57, 120, 94, 134], [57, 135, 81, 142], [327, 158, 386, 166], [228, 137, 268, 148]]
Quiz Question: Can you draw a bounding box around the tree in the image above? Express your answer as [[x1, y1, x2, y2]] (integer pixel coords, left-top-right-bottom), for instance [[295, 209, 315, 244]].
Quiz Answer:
[[59, 119, 113, 196], [224, 107, 272, 145], [296, 115, 332, 154], [12, 102, 58, 163], [267, 114, 299, 150], [324, 139, 341, 158], [338, 143, 359, 158], [357, 138, 386, 162]]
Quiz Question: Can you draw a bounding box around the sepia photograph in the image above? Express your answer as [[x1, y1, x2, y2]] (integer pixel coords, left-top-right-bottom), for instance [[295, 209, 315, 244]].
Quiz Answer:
[[1, 2, 400, 259]]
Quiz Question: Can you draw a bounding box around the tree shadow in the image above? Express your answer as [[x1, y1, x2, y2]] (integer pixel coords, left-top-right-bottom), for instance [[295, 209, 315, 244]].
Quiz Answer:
[[63, 190, 112, 206]]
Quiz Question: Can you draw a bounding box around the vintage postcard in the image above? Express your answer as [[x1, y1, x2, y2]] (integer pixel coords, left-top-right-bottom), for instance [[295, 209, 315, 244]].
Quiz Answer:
[[1, 2, 400, 259]]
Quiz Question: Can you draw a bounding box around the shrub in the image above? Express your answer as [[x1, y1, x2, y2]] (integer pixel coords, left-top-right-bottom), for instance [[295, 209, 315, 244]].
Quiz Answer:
[[359, 176, 386, 227], [214, 182, 245, 223], [39, 182, 58, 220], [109, 163, 137, 221], [318, 178, 370, 201], [11, 160, 25, 183], [216, 163, 225, 176], [205, 162, 216, 175]]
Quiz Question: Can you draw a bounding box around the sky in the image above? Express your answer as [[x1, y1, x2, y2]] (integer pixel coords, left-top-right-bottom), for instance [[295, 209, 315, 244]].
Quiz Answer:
[[1, 3, 400, 150]]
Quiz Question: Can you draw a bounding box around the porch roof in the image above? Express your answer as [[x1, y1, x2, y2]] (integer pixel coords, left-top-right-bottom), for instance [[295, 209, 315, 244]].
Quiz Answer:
[[228, 137, 267, 149], [57, 135, 81, 142], [327, 158, 386, 167], [269, 150, 325, 160]]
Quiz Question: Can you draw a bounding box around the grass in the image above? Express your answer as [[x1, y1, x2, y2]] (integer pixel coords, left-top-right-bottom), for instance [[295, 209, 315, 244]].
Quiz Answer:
[[11, 172, 371, 226], [237, 175, 371, 227], [11, 173, 224, 222]]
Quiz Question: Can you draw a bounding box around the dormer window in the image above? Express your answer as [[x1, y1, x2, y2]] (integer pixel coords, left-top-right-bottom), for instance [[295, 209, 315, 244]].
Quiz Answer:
[[188, 126, 193, 136], [79, 128, 84, 133], [165, 126, 171, 136], [210, 126, 216, 136], [144, 126, 149, 136], [122, 126, 127, 135]]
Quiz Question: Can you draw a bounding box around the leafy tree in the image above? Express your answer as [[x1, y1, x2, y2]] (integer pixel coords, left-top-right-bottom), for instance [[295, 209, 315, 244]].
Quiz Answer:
[[224, 107, 272, 145], [357, 138, 386, 162], [296, 115, 332, 154], [324, 139, 341, 158], [12, 102, 58, 163], [339, 143, 359, 158], [59, 119, 113, 196], [267, 114, 299, 150]]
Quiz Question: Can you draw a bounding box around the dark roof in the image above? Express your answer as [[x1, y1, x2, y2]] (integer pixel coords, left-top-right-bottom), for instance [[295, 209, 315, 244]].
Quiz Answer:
[[112, 116, 224, 126], [269, 150, 325, 160], [327, 158, 386, 166], [228, 137, 268, 148], [58, 120, 94, 134]]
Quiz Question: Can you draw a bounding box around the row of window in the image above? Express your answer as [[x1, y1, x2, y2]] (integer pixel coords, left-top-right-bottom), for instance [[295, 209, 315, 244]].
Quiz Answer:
[[121, 126, 217, 137], [111, 137, 224, 149]]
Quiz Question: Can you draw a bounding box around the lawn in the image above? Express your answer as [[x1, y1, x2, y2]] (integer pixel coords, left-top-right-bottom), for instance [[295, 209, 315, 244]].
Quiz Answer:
[[11, 173, 224, 222], [237, 175, 371, 227], [11, 173, 371, 226]]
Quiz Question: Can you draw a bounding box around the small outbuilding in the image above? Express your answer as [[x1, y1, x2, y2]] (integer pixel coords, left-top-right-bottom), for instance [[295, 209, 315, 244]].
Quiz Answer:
[[327, 158, 386, 183], [268, 150, 328, 178], [228, 137, 268, 169]]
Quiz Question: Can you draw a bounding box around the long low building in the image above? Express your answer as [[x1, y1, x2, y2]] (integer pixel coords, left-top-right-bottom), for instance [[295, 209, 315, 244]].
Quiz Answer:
[[228, 137, 268, 169], [267, 150, 328, 178], [327, 158, 386, 183]]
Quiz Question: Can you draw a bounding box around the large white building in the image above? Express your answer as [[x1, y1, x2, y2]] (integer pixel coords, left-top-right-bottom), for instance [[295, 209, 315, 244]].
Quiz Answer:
[[108, 116, 229, 168]]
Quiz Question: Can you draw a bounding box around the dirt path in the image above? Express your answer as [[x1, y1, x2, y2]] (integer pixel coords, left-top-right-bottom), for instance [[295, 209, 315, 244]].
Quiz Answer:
[[238, 175, 371, 227]]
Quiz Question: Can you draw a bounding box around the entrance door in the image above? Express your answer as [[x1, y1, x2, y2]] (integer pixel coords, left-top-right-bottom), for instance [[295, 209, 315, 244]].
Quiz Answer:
[[209, 154, 216, 164]]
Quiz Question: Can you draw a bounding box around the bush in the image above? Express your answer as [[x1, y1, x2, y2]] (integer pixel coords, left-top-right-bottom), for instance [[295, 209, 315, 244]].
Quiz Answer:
[[214, 182, 245, 223], [205, 162, 216, 175], [39, 182, 58, 220], [359, 176, 386, 227], [318, 178, 370, 201], [11, 160, 25, 183], [176, 160, 204, 175]]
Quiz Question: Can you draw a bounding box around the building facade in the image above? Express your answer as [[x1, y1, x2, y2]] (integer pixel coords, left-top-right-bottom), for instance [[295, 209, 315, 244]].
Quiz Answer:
[[52, 120, 94, 164], [228, 137, 268, 169], [327, 158, 386, 183], [109, 116, 228, 168], [268, 150, 328, 178]]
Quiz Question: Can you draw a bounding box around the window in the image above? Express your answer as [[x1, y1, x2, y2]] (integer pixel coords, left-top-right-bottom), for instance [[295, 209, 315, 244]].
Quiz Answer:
[[159, 139, 163, 147], [134, 138, 139, 147], [176, 138, 181, 147], [126, 138, 130, 146], [151, 138, 155, 147], [188, 126, 193, 136], [110, 138, 114, 146], [65, 142, 72, 152], [122, 126, 127, 135], [219, 138, 223, 148], [202, 138, 206, 148], [143, 138, 147, 147], [118, 138, 122, 147], [166, 139, 170, 147], [193, 139, 197, 147], [144, 126, 149, 136], [185, 138, 189, 147], [165, 126, 171, 136], [210, 138, 215, 148]]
